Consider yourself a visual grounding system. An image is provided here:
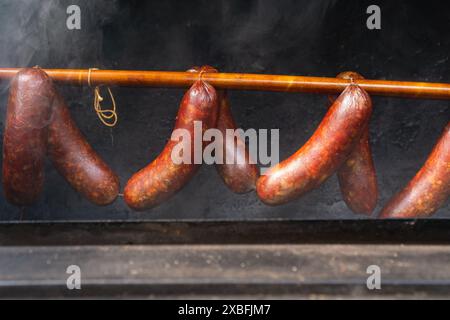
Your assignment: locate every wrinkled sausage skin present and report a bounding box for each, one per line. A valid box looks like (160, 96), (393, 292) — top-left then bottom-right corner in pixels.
(2, 68), (54, 206)
(124, 75), (218, 211)
(186, 66), (259, 193)
(337, 129), (378, 214)
(256, 84), (373, 206)
(215, 90), (260, 193)
(333, 72), (378, 215)
(379, 122), (450, 218)
(48, 92), (120, 206)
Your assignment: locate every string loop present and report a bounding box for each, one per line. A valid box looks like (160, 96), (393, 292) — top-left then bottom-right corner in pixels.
(88, 68), (118, 127)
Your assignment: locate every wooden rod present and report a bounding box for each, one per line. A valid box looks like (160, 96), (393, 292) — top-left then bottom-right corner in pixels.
(0, 68), (449, 100)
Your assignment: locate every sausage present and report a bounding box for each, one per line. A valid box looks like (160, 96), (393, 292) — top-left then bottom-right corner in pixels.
(124, 68), (219, 210)
(187, 66), (259, 193)
(332, 72), (378, 215)
(256, 84), (372, 205)
(379, 122), (450, 218)
(48, 91), (120, 206)
(215, 90), (260, 193)
(2, 68), (54, 206)
(338, 129), (378, 214)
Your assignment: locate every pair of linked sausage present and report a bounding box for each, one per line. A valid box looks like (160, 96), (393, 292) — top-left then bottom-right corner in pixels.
(124, 65), (259, 210)
(188, 66), (259, 193)
(3, 68), (119, 206)
(331, 72), (378, 215)
(379, 122), (450, 218)
(256, 84), (373, 205)
(124, 66), (219, 210)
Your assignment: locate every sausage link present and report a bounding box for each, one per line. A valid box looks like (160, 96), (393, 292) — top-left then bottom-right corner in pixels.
(215, 90), (260, 193)
(187, 66), (259, 193)
(379, 122), (450, 218)
(2, 68), (54, 206)
(256, 84), (372, 205)
(124, 68), (218, 210)
(48, 91), (120, 206)
(333, 72), (378, 215)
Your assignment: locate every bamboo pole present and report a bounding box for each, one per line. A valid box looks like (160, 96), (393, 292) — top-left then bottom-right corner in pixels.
(0, 68), (450, 100)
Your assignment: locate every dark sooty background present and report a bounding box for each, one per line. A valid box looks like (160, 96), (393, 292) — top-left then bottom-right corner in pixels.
(0, 0), (448, 221)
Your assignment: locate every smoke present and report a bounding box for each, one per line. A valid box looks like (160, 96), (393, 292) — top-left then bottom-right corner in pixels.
(0, 0), (119, 69)
(0, 0), (121, 120)
(212, 0), (339, 73)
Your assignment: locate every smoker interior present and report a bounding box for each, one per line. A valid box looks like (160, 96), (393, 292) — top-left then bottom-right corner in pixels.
(0, 0), (448, 221)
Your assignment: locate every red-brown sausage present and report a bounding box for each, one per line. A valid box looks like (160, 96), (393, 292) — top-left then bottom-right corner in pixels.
(48, 91), (120, 205)
(215, 90), (260, 193)
(2, 68), (54, 206)
(379, 122), (450, 218)
(124, 70), (219, 210)
(332, 72), (378, 215)
(186, 66), (259, 193)
(338, 130), (378, 214)
(256, 84), (373, 205)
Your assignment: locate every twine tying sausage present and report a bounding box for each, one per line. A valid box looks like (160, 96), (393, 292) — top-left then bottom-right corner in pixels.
(88, 68), (118, 127)
(186, 65), (218, 81)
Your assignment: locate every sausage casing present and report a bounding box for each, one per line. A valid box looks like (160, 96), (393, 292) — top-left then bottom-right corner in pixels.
(48, 91), (120, 206)
(2, 68), (54, 206)
(256, 84), (373, 205)
(337, 129), (378, 214)
(187, 66), (259, 193)
(215, 91), (259, 193)
(379, 122), (450, 218)
(333, 72), (378, 215)
(124, 75), (218, 210)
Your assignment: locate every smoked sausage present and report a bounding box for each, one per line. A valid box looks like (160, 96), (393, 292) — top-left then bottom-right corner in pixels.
(48, 91), (120, 206)
(186, 66), (259, 193)
(2, 68), (54, 206)
(124, 68), (219, 210)
(215, 90), (259, 193)
(256, 84), (372, 205)
(332, 72), (378, 215)
(338, 129), (378, 214)
(379, 122), (450, 218)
